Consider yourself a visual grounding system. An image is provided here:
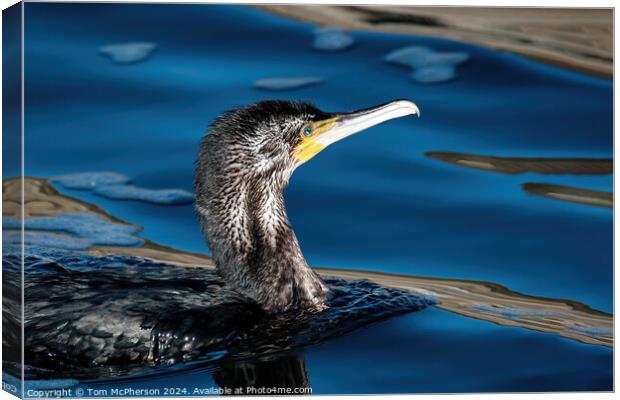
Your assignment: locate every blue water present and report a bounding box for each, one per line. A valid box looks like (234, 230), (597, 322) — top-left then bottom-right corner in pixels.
(11, 2), (613, 394)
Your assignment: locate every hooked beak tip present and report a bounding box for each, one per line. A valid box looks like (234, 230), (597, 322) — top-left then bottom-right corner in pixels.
(394, 99), (421, 118)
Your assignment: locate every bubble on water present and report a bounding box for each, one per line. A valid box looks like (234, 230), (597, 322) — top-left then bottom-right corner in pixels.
(50, 172), (130, 190)
(100, 42), (157, 65)
(385, 45), (469, 83)
(3, 213), (143, 248)
(93, 184), (194, 205)
(313, 27), (354, 51)
(254, 77), (324, 91)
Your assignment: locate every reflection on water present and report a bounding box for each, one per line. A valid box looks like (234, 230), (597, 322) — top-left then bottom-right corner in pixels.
(384, 45), (470, 83)
(313, 27), (354, 52)
(50, 172), (130, 189)
(425, 151), (613, 208)
(319, 266), (612, 348)
(51, 172), (194, 205)
(426, 151), (613, 175)
(522, 183), (613, 208)
(214, 355), (310, 395)
(99, 42), (157, 65)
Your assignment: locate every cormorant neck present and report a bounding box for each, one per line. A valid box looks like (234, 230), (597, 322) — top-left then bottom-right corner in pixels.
(197, 174), (328, 313)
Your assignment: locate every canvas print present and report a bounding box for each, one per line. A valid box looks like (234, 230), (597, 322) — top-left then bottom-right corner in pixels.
(1, 2), (613, 397)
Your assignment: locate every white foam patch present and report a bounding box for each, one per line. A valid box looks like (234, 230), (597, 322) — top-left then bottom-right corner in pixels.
(385, 45), (469, 83)
(254, 77), (324, 91)
(3, 213), (143, 248)
(100, 42), (157, 65)
(50, 172), (130, 190)
(93, 184), (194, 205)
(313, 27), (354, 51)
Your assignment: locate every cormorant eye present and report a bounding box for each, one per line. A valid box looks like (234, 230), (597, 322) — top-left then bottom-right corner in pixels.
(303, 126), (313, 137)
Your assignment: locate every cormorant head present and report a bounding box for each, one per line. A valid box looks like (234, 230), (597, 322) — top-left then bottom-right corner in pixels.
(195, 99), (420, 312)
(201, 99), (420, 188)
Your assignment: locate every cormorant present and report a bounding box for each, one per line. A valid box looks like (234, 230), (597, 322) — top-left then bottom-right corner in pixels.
(2, 100), (424, 377)
(195, 99), (420, 313)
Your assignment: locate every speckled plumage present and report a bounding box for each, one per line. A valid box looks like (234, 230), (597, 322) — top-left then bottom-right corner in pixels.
(3, 251), (430, 377)
(194, 101), (332, 313)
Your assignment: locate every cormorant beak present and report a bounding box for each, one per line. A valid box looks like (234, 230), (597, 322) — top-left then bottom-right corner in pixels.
(294, 99), (420, 164)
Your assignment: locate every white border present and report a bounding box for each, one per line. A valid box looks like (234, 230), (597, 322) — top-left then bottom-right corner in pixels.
(0, 1), (616, 400)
